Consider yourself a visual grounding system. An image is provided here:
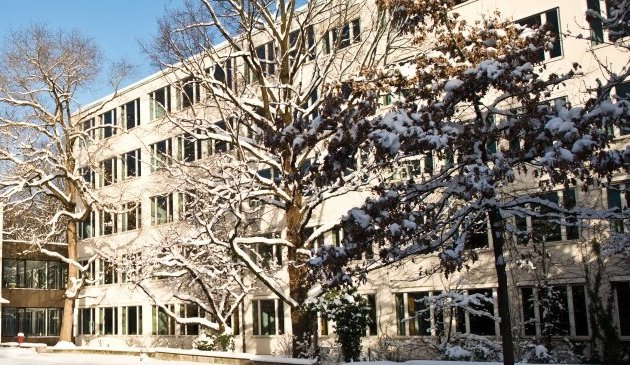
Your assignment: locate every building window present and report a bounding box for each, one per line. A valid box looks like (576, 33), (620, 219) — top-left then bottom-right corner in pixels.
(211, 58), (236, 91)
(121, 202), (142, 232)
(122, 306), (142, 335)
(178, 133), (203, 162)
(180, 304), (202, 335)
(365, 294), (378, 336)
(152, 305), (175, 335)
(324, 19), (361, 54)
(209, 120), (233, 155)
(517, 188), (580, 244)
(83, 118), (97, 142)
(149, 85), (171, 120)
(177, 77), (201, 109)
(121, 98), (141, 130)
(289, 25), (316, 65)
(255, 42), (276, 77)
(1, 308), (63, 337)
(516, 8), (562, 61)
(607, 183), (629, 233)
(78, 211), (97, 240)
(614, 281), (630, 336)
(587, 0), (605, 45)
(100, 108), (118, 139)
(100, 210), (117, 236)
(520, 284), (589, 337)
(122, 149), (142, 179)
(79, 166), (96, 190)
(79, 259), (96, 286)
(150, 138), (173, 171)
(615, 82), (630, 135)
(253, 232), (282, 268)
(79, 308), (96, 335)
(2, 259), (67, 290)
(465, 217), (490, 250)
(151, 193), (174, 225)
(395, 291), (444, 336)
(252, 299), (284, 336)
(99, 307), (118, 335)
(98, 259), (118, 285)
(100, 157), (118, 187)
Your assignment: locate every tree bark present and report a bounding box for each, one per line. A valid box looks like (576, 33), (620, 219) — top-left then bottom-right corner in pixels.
(488, 208), (515, 365)
(58, 218), (78, 342)
(285, 195), (318, 358)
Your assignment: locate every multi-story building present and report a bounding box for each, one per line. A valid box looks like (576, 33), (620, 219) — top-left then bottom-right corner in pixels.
(69, 0), (628, 360)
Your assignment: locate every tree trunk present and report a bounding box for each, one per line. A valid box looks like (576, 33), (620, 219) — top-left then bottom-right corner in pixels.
(58, 218), (78, 343)
(285, 196), (318, 358)
(488, 208), (514, 365)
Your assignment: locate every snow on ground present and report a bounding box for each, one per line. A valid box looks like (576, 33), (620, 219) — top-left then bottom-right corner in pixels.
(351, 361), (582, 365)
(0, 347), (203, 365)
(0, 347), (582, 365)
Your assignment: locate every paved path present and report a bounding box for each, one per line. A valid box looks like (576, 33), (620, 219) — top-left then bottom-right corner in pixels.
(0, 347), (202, 365)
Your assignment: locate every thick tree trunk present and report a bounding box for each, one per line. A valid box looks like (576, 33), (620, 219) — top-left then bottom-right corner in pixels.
(285, 196), (318, 358)
(288, 263), (318, 358)
(58, 219), (78, 343)
(488, 208), (515, 365)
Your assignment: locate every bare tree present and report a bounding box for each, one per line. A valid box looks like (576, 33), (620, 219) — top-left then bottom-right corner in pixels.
(110, 214), (254, 335)
(142, 0), (411, 356)
(0, 25), (129, 343)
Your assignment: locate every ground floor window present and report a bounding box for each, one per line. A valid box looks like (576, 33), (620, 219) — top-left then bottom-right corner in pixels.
(180, 304), (202, 336)
(252, 299), (284, 336)
(99, 307), (118, 335)
(152, 305), (175, 335)
(396, 291), (445, 336)
(122, 306), (142, 335)
(614, 281), (630, 337)
(1, 307), (62, 337)
(78, 308), (95, 335)
(520, 284), (588, 337)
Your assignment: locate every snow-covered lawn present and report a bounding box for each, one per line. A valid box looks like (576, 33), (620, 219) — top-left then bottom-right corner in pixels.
(0, 347), (202, 365)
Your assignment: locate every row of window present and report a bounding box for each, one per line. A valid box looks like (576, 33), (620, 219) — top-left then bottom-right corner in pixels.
(78, 202), (142, 239)
(1, 308), (62, 337)
(80, 130), (237, 190)
(77, 304), (239, 337)
(395, 283), (630, 338)
(79, 18), (360, 136)
(1, 259), (68, 290)
(73, 281), (630, 338)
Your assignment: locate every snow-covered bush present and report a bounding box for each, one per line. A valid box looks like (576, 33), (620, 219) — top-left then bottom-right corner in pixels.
(519, 342), (556, 364)
(441, 333), (502, 362)
(307, 286), (371, 361)
(193, 331), (235, 352)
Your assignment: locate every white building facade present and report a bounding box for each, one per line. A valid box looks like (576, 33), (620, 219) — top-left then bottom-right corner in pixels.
(71, 0), (629, 360)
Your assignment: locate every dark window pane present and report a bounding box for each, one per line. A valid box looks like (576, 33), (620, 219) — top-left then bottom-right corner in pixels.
(395, 293), (406, 335)
(521, 287), (536, 336)
(468, 289), (495, 336)
(572, 285), (589, 336)
(616, 282), (630, 336)
(545, 9), (562, 58)
(408, 292), (431, 336)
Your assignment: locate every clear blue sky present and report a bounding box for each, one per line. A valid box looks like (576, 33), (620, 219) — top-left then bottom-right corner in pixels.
(0, 0), (181, 105)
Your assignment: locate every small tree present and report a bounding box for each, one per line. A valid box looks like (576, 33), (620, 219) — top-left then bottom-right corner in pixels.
(111, 206), (254, 335)
(307, 286), (371, 362)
